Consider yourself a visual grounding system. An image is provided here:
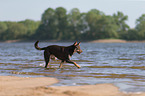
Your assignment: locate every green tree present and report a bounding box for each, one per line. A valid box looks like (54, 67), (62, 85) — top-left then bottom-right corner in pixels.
(1, 22), (27, 40)
(67, 8), (82, 40)
(113, 11), (129, 39)
(83, 9), (104, 40)
(34, 7), (68, 40)
(135, 14), (145, 40)
(55, 7), (68, 40)
(83, 9), (119, 40)
(35, 8), (56, 40)
(0, 22), (8, 40)
(100, 16), (119, 39)
(19, 19), (40, 39)
(126, 29), (138, 40)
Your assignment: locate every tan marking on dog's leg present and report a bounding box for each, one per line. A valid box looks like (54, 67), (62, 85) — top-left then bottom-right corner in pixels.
(66, 60), (81, 68)
(45, 63), (50, 68)
(59, 62), (63, 68)
(73, 62), (81, 68)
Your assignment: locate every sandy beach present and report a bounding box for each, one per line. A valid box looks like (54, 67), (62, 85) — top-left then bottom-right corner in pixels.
(0, 76), (145, 96)
(90, 39), (127, 43)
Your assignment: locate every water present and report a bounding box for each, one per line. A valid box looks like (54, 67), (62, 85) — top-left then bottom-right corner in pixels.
(0, 42), (145, 92)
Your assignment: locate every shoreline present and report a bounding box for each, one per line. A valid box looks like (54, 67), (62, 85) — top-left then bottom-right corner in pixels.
(1, 39), (145, 43)
(0, 76), (145, 96)
(89, 39), (145, 43)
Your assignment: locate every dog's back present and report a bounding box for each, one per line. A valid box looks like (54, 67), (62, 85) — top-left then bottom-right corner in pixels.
(45, 45), (74, 60)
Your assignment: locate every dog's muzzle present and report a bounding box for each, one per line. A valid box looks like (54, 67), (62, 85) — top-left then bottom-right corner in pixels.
(77, 50), (83, 54)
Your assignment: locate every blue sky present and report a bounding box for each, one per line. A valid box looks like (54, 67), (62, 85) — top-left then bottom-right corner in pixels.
(0, 0), (145, 28)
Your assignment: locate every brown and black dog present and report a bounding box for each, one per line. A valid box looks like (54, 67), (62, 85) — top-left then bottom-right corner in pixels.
(34, 41), (82, 68)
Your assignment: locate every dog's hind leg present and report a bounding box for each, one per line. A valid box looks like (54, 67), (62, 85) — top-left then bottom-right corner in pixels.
(44, 50), (50, 68)
(66, 60), (80, 68)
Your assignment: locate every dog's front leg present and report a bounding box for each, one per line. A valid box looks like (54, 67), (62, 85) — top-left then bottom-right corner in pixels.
(66, 60), (80, 68)
(59, 61), (64, 68)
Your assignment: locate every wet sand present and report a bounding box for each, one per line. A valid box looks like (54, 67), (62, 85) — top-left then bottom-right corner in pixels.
(0, 76), (145, 96)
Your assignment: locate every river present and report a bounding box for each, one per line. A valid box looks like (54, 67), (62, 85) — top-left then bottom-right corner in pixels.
(0, 42), (145, 92)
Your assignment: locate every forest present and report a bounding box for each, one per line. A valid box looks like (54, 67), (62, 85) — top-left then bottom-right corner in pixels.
(0, 7), (145, 41)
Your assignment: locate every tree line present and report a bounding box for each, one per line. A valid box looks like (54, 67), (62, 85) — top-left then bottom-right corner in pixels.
(0, 7), (145, 41)
(0, 20), (40, 40)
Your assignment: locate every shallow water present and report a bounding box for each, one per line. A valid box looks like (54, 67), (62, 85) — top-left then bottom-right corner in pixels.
(0, 42), (145, 92)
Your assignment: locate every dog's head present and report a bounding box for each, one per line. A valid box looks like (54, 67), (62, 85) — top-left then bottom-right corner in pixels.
(73, 41), (83, 54)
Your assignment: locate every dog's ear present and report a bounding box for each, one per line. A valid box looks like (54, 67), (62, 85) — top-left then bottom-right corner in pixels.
(77, 42), (81, 46)
(73, 41), (78, 46)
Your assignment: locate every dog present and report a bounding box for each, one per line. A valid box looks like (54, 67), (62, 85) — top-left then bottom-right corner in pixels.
(34, 41), (82, 68)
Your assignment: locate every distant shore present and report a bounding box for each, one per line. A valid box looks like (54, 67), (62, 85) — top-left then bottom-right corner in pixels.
(90, 39), (127, 43)
(1, 39), (145, 43)
(89, 39), (145, 43)
(0, 76), (145, 96)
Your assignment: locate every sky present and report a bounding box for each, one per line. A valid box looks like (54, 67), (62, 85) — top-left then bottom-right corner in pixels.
(0, 0), (145, 28)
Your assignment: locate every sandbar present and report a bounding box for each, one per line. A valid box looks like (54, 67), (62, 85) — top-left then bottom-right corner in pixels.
(0, 76), (145, 96)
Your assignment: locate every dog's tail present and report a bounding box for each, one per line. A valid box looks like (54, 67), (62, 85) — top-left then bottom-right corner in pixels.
(34, 41), (46, 50)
